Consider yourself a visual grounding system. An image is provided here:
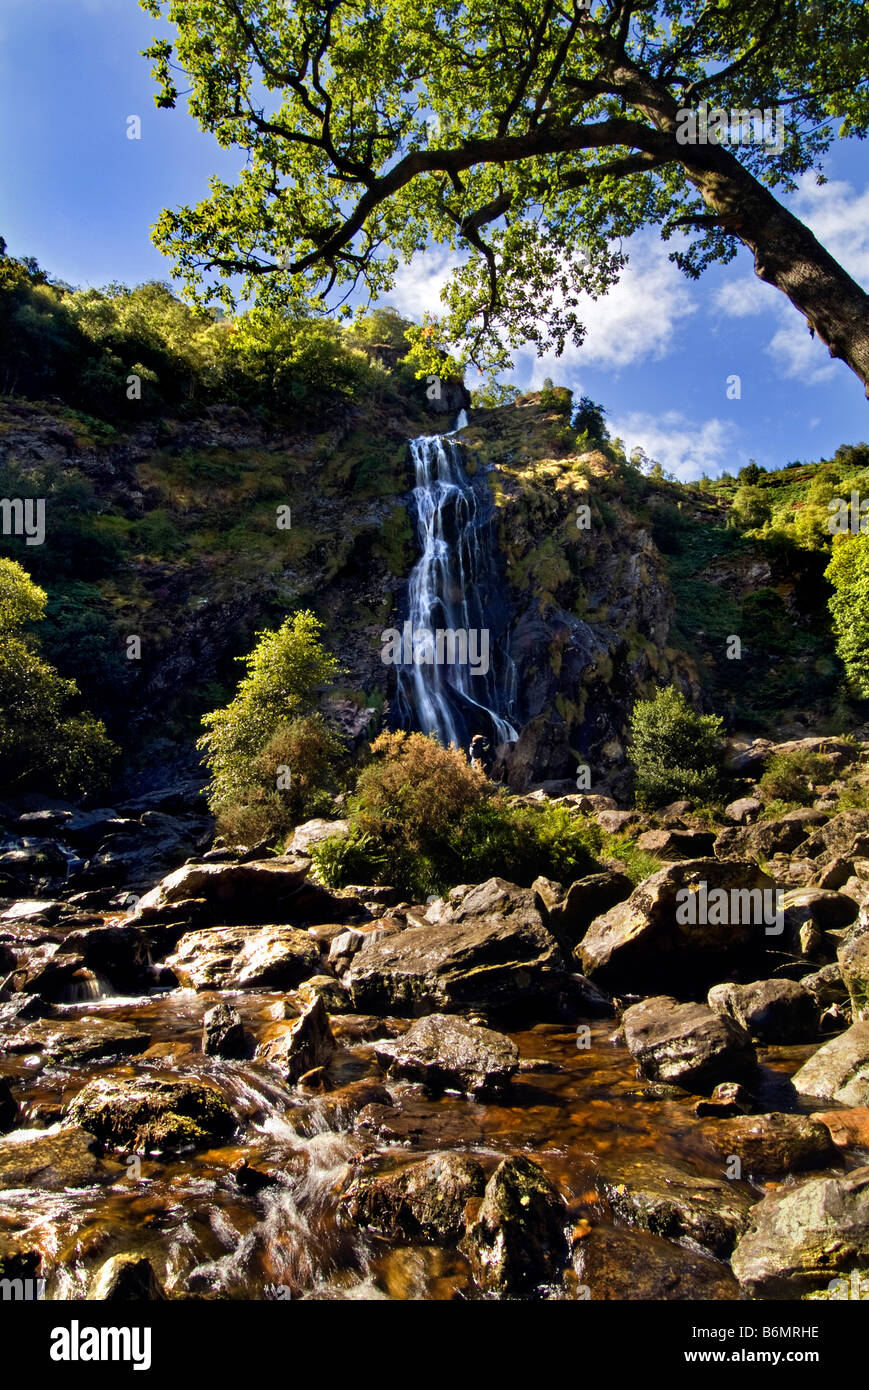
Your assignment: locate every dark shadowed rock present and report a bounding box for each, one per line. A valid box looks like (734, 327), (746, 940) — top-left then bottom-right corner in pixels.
(341, 1152), (486, 1242)
(165, 924), (321, 991)
(578, 859), (777, 994)
(571, 1222), (742, 1300)
(202, 1002), (248, 1058)
(91, 1254), (165, 1301)
(3, 1017), (150, 1064)
(129, 856), (311, 924)
(535, 870), (632, 946)
(67, 1074), (236, 1152)
(622, 995), (756, 1091)
(348, 878), (570, 1016)
(705, 1113), (838, 1174)
(464, 1156), (568, 1294)
(0, 1077), (19, 1133)
(595, 1155), (757, 1258)
(0, 1124), (103, 1190)
(731, 1166), (869, 1298)
(791, 1022), (869, 1105)
(793, 810), (869, 865)
(636, 829), (717, 859)
(707, 978), (818, 1043)
(257, 995), (336, 1084)
(374, 1014), (519, 1099)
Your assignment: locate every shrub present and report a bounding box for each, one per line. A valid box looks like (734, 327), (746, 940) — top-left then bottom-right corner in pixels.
(628, 685), (725, 809)
(826, 533), (869, 698)
(198, 611), (343, 833)
(758, 750), (835, 805)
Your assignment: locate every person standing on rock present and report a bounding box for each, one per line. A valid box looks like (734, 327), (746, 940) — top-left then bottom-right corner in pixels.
(469, 733), (491, 775)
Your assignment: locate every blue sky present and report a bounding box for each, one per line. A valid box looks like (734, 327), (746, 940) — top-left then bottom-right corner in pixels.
(1, 0), (867, 478)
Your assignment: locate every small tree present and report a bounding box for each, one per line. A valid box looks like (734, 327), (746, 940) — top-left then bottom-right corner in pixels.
(731, 485), (772, 530)
(198, 609), (342, 831)
(0, 558), (116, 795)
(573, 396), (608, 442)
(826, 533), (869, 699)
(628, 685), (725, 809)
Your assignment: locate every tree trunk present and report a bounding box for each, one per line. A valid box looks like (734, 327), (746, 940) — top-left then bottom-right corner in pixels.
(681, 146), (869, 396)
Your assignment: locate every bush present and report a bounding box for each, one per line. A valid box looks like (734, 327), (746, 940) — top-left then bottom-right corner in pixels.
(198, 611), (343, 834)
(310, 730), (600, 898)
(628, 685), (725, 809)
(758, 750), (835, 805)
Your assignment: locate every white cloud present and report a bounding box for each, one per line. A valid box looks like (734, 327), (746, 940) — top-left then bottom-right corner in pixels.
(607, 409), (739, 481)
(765, 316), (837, 385)
(712, 277), (773, 318)
(386, 247), (463, 321)
(792, 175), (869, 285)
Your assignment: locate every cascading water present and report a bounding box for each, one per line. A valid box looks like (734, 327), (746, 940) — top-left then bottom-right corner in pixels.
(395, 414), (518, 752)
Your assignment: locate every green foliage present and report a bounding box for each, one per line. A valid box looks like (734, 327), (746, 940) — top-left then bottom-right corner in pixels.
(311, 730), (599, 898)
(198, 610), (342, 825)
(825, 534), (869, 698)
(628, 685), (725, 809)
(572, 395), (608, 442)
(0, 559), (117, 795)
(758, 749), (835, 805)
(731, 484), (772, 530)
(471, 381), (520, 409)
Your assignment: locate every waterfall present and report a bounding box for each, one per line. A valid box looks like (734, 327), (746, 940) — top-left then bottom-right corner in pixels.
(395, 416), (518, 752)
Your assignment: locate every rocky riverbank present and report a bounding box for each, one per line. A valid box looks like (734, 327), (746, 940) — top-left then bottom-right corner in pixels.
(1, 736), (868, 1301)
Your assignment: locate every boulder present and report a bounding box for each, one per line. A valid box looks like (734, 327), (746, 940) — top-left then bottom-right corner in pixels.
(129, 856), (311, 924)
(0, 1077), (19, 1133)
(707, 979), (818, 1043)
(693, 1081), (754, 1118)
(348, 878), (570, 1017)
(714, 810), (825, 861)
(578, 859), (778, 994)
(374, 1014), (519, 1099)
(165, 924), (322, 991)
(463, 1156), (568, 1294)
(636, 829), (716, 859)
(533, 869), (632, 946)
(571, 1222), (742, 1300)
(67, 1074), (236, 1152)
(257, 995), (336, 1084)
(783, 887), (859, 932)
(2, 1017), (150, 1064)
(839, 933), (869, 1020)
(595, 1155), (757, 1258)
(731, 1166), (869, 1298)
(706, 1113), (837, 1174)
(791, 1022), (869, 1105)
(815, 1108), (869, 1150)
(793, 810), (869, 864)
(340, 1153), (486, 1242)
(622, 996), (756, 1091)
(724, 797), (762, 825)
(0, 1124), (103, 1190)
(201, 1002), (248, 1058)
(288, 819), (351, 855)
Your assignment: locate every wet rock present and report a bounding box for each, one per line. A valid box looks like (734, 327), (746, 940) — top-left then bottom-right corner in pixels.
(839, 933), (869, 1020)
(791, 1022), (869, 1105)
(706, 1113), (837, 1174)
(165, 923), (322, 991)
(0, 899), (63, 926)
(571, 1222), (742, 1300)
(535, 870), (632, 946)
(622, 996), (756, 1091)
(288, 819), (351, 854)
(3, 1017), (150, 1064)
(464, 1156), (568, 1294)
(724, 797), (762, 825)
(341, 1153), (486, 1242)
(815, 1108), (869, 1150)
(731, 1165), (869, 1298)
(693, 1081), (754, 1118)
(578, 859), (777, 994)
(129, 855), (311, 925)
(7, 948), (87, 1000)
(0, 1076), (19, 1132)
(0, 1124), (103, 1190)
(348, 878), (570, 1017)
(67, 1074), (236, 1152)
(91, 1255), (165, 1301)
(258, 995), (336, 1084)
(296, 974), (353, 1014)
(373, 1014), (519, 1099)
(298, 1080), (394, 1134)
(707, 979), (818, 1043)
(596, 1155), (757, 1258)
(61, 922), (155, 993)
(636, 829), (717, 859)
(202, 1002), (248, 1058)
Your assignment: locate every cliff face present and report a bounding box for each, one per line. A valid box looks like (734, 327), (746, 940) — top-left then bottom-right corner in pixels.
(0, 384), (839, 795)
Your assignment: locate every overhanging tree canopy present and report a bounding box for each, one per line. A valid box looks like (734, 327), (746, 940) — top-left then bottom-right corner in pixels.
(141, 0), (869, 392)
